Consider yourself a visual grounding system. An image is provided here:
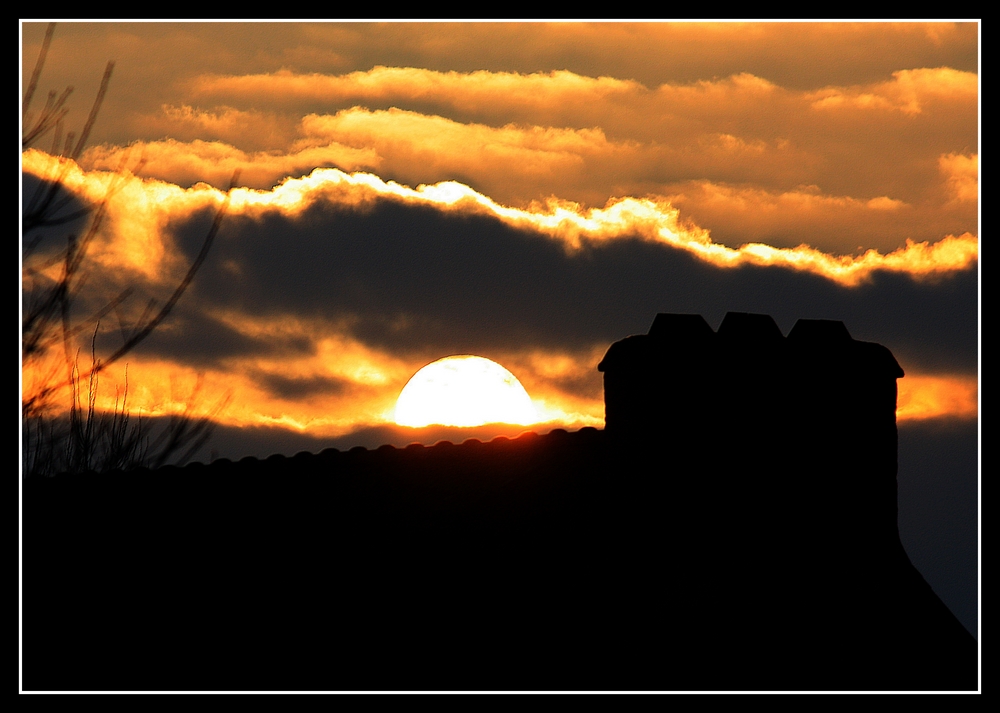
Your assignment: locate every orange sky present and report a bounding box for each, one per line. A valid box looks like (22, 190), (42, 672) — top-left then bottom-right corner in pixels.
(21, 22), (979, 452)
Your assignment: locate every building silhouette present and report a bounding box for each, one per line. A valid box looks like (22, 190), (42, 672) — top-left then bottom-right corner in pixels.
(22, 313), (976, 691)
(596, 312), (974, 690)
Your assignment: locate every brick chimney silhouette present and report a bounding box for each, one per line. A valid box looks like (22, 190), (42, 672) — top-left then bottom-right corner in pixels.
(596, 312), (974, 690)
(597, 311), (904, 544)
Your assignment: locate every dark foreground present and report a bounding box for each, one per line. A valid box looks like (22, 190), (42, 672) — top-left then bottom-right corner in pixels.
(23, 428), (976, 691)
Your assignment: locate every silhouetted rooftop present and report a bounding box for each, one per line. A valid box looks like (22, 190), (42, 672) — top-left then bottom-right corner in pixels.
(23, 312), (970, 692)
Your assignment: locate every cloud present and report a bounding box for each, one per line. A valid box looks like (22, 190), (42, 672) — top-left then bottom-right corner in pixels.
(94, 61), (975, 258)
(74, 101), (975, 264)
(26, 149), (978, 300)
(80, 138), (380, 191)
(897, 374), (978, 422)
(159, 22), (979, 93)
(807, 67), (977, 115)
(23, 148), (977, 441)
(23, 22), (979, 155)
(216, 166), (978, 287)
(189, 66), (641, 116)
(132, 104), (299, 152)
(294, 107), (631, 205)
(939, 152), (978, 204)
(659, 180), (973, 254)
(183, 67), (802, 154)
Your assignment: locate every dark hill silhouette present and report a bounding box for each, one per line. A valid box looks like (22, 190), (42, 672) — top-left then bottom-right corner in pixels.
(22, 313), (976, 691)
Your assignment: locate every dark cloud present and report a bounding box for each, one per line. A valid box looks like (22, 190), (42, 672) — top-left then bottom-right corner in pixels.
(253, 371), (350, 400)
(22, 171), (92, 250)
(164, 195), (977, 376)
(127, 308), (315, 368)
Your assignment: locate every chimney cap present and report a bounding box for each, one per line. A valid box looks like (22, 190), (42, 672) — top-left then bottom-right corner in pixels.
(648, 313), (715, 341)
(787, 319), (852, 343)
(597, 334), (650, 372)
(717, 312), (784, 342)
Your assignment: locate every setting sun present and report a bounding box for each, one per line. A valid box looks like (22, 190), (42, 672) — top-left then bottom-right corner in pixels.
(394, 355), (539, 428)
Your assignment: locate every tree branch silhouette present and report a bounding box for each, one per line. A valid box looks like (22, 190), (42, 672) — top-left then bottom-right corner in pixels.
(22, 23), (234, 476)
(85, 170), (241, 382)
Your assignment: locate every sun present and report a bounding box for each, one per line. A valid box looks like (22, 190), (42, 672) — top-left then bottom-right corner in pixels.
(394, 355), (539, 428)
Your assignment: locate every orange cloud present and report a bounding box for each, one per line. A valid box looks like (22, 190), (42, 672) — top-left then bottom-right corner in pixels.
(23, 150), (979, 294)
(191, 64), (976, 131)
(22, 149), (212, 284)
(183, 64), (976, 157)
(186, 67), (801, 151)
(896, 374), (978, 422)
(661, 181), (940, 254)
(133, 104), (298, 151)
(227, 167), (976, 286)
(80, 138), (380, 191)
(23, 24), (978, 172)
(807, 67), (977, 115)
(41, 334), (974, 444)
(939, 152), (978, 204)
(497, 345), (608, 428)
(295, 107), (632, 204)
(28, 314), (606, 439)
(21, 22), (981, 456)
(78, 58), (972, 257)
(190, 66), (640, 116)
(119, 72), (976, 243)
(27, 314), (415, 438)
(22, 161), (976, 441)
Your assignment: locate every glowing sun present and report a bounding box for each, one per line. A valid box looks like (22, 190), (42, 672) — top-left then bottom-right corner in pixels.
(394, 355), (539, 428)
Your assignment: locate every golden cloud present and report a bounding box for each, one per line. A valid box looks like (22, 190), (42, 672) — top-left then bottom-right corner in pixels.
(231, 168), (978, 287)
(897, 373), (978, 422)
(939, 152), (979, 204)
(29, 312), (608, 439)
(661, 181), (937, 254)
(295, 107), (632, 204)
(24, 149), (979, 294)
(133, 104), (298, 151)
(80, 138), (381, 191)
(21, 22), (981, 451)
(22, 149), (978, 440)
(807, 67), (977, 115)
(190, 66), (640, 115)
(77, 58), (973, 259)
(26, 340), (978, 441)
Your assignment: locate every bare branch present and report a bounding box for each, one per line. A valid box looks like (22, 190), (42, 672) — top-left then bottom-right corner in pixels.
(71, 61), (114, 160)
(22, 27), (229, 476)
(22, 22), (55, 117)
(88, 171), (241, 378)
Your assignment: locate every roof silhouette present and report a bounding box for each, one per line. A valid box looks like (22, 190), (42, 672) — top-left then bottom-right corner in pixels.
(22, 313), (974, 692)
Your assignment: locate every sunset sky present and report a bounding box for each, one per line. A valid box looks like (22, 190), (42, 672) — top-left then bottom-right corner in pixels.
(20, 19), (979, 635)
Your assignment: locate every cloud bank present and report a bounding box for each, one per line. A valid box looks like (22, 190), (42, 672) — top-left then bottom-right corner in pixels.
(22, 151), (978, 439)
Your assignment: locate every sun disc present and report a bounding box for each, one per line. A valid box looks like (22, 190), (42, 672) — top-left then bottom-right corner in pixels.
(394, 355), (538, 428)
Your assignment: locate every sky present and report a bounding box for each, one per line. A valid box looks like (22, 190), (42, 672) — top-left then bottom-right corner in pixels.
(21, 22), (979, 631)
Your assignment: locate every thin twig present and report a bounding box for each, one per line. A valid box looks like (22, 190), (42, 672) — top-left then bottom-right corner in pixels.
(23, 22), (55, 117)
(87, 170), (241, 379)
(72, 61), (114, 160)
